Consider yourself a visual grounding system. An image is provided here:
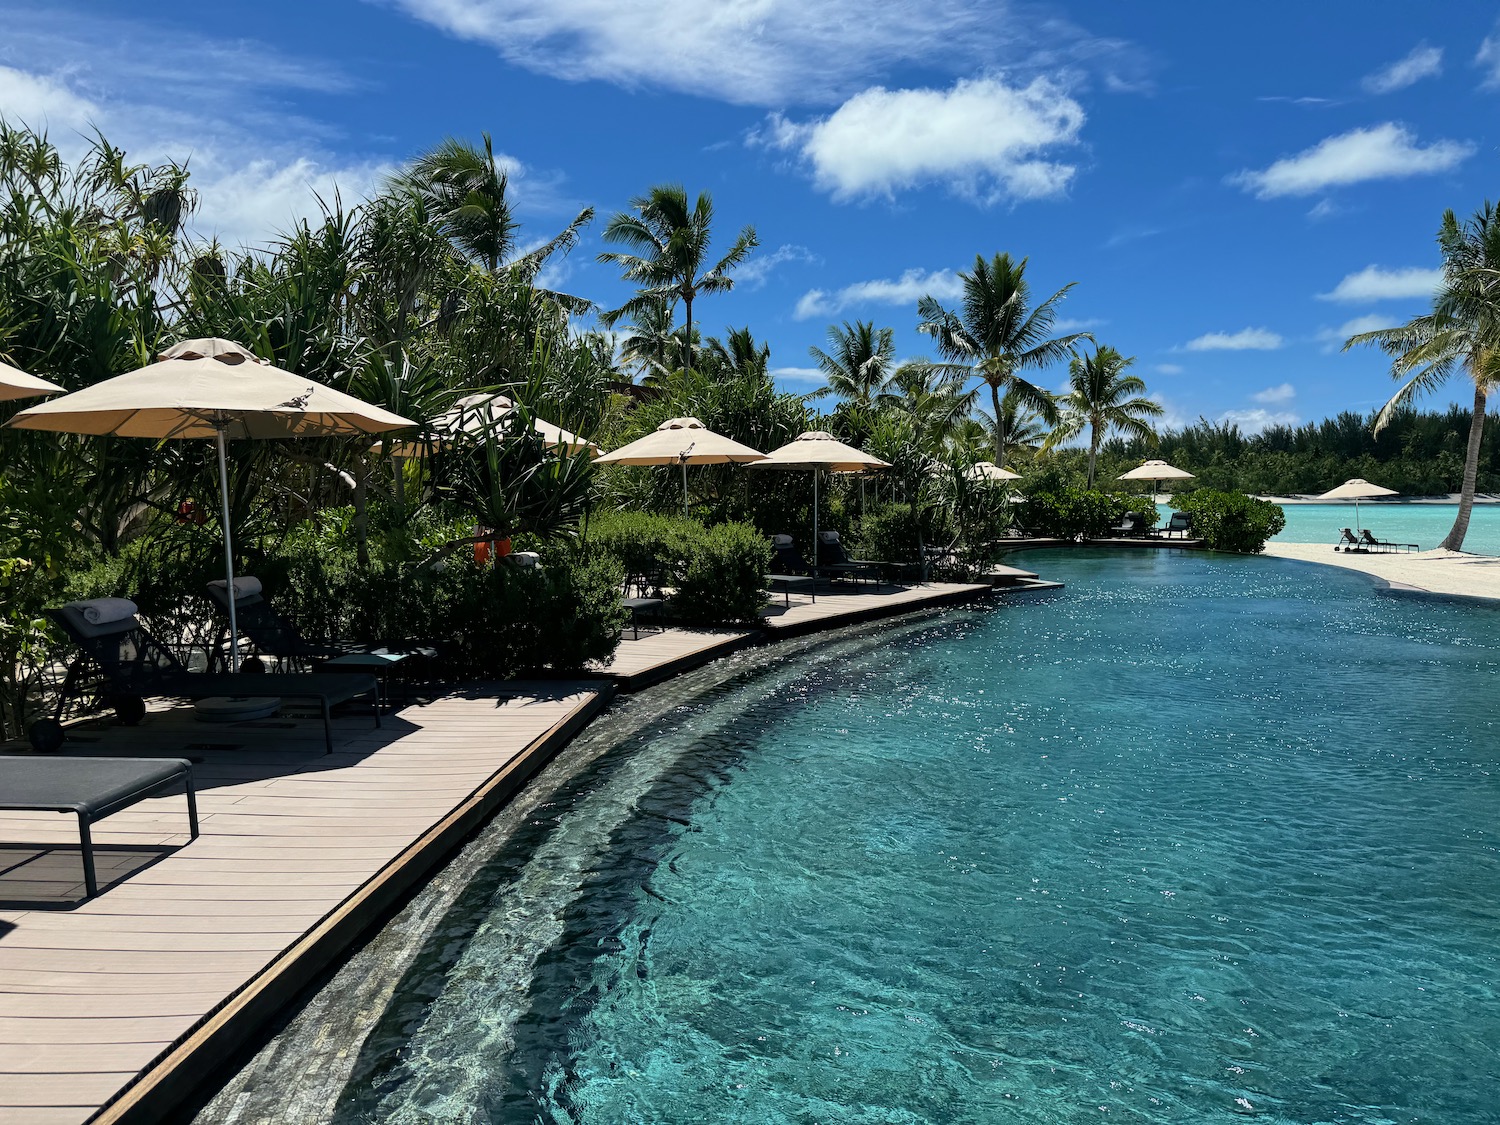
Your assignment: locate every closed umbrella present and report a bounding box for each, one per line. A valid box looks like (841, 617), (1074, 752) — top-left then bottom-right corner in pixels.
(1118, 458), (1194, 503)
(1315, 478), (1398, 533)
(749, 431), (890, 568)
(7, 338), (415, 669)
(0, 360), (64, 402)
(595, 416), (765, 516)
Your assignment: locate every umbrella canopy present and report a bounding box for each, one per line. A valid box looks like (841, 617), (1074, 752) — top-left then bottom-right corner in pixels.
(8, 338), (413, 438)
(749, 430), (890, 473)
(966, 460), (1022, 482)
(1316, 478), (1398, 501)
(0, 360), (64, 402)
(1117, 459), (1194, 482)
(387, 392), (599, 457)
(7, 338), (414, 670)
(595, 417), (764, 466)
(595, 417), (765, 516)
(1315, 478), (1398, 533)
(750, 431), (890, 569)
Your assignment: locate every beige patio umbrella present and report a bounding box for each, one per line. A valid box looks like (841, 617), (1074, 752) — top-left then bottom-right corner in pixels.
(1118, 458), (1194, 502)
(966, 460), (1022, 482)
(7, 338), (415, 669)
(749, 431), (890, 568)
(1315, 477), (1398, 532)
(595, 416), (765, 517)
(386, 391), (599, 458)
(0, 360), (64, 402)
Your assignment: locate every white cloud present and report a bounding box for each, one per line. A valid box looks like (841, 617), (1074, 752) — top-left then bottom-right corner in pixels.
(387, 0), (1126, 107)
(734, 244), (819, 289)
(1229, 123), (1473, 198)
(1251, 383), (1295, 404)
(1318, 265), (1442, 303)
(795, 267), (963, 320)
(770, 366), (827, 385)
(1307, 199), (1339, 222)
(1155, 363), (1184, 375)
(1183, 328), (1284, 351)
(0, 63), (98, 127)
(755, 75), (1084, 203)
(1053, 317), (1105, 332)
(1316, 313), (1398, 353)
(1362, 44), (1443, 95)
(1477, 22), (1500, 89)
(1219, 408), (1298, 435)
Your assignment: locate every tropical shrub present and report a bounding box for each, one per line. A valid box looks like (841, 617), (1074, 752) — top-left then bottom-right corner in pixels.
(586, 511), (770, 624)
(1018, 488), (1150, 540)
(1173, 490), (1285, 553)
(671, 520), (770, 624)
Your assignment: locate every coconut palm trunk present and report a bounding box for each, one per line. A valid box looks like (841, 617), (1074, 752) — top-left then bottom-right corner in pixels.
(1086, 421), (1101, 487)
(1442, 384), (1486, 551)
(990, 381), (1006, 465)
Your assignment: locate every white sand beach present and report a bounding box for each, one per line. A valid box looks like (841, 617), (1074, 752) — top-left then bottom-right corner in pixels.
(1262, 542), (1500, 602)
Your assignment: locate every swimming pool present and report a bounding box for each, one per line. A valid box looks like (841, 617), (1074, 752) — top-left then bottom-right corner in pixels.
(322, 550), (1499, 1124)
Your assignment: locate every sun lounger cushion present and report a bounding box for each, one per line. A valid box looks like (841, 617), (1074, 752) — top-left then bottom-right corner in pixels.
(65, 598), (139, 626)
(208, 575), (262, 598)
(56, 603), (144, 639)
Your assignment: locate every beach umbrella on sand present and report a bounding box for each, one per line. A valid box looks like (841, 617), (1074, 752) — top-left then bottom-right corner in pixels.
(7, 338), (415, 670)
(386, 391), (599, 458)
(966, 461), (1022, 483)
(749, 431), (890, 569)
(0, 360), (64, 402)
(1118, 458), (1194, 503)
(1315, 478), (1398, 533)
(595, 416), (765, 517)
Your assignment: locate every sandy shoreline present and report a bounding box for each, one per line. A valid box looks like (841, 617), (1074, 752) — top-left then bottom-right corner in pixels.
(1261, 542), (1500, 602)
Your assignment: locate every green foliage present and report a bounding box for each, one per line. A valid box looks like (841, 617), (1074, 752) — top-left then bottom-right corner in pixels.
(1018, 488), (1148, 540)
(855, 503), (926, 565)
(1173, 491), (1285, 554)
(672, 520), (771, 625)
(586, 511), (770, 625)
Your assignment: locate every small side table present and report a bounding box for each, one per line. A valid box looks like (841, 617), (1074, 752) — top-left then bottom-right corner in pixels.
(767, 574), (817, 606)
(321, 651), (412, 710)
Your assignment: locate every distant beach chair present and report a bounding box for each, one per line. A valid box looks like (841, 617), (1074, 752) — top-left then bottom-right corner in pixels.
(1110, 512), (1150, 538)
(1336, 528), (1363, 552)
(1361, 529), (1418, 553)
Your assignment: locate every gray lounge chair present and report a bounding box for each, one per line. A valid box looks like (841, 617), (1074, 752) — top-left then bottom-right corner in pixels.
(0, 755), (197, 899)
(1361, 529), (1418, 553)
(816, 531), (883, 589)
(1159, 512), (1192, 538)
(39, 603), (379, 755)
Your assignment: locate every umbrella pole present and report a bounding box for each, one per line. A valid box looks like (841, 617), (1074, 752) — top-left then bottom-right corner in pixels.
(813, 469), (820, 570)
(214, 422), (240, 673)
(681, 458), (689, 519)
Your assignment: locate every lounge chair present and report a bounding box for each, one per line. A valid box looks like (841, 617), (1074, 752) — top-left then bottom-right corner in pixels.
(1109, 512), (1147, 538)
(621, 565), (666, 640)
(40, 600), (380, 755)
(1336, 528), (1363, 552)
(1159, 512), (1192, 539)
(204, 577), (436, 676)
(816, 531), (883, 589)
(1361, 529), (1419, 553)
(0, 755), (197, 899)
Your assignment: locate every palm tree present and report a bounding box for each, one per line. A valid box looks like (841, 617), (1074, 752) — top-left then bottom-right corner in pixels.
(806, 320), (895, 402)
(917, 252), (1091, 465)
(616, 296), (688, 382)
(1346, 202), (1500, 551)
(597, 184), (758, 372)
(1042, 346), (1163, 486)
(703, 326), (771, 380)
(405, 134), (594, 280)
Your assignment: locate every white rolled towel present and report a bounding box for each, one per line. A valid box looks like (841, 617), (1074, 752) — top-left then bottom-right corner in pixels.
(510, 551), (541, 568)
(209, 575), (262, 598)
(69, 598), (138, 625)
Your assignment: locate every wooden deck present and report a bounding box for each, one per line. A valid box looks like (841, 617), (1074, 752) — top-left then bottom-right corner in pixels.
(0, 683), (610, 1125)
(592, 626), (758, 690)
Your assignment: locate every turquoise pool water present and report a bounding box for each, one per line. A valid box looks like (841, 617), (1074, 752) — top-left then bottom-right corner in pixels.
(1270, 502), (1500, 555)
(336, 551), (1500, 1124)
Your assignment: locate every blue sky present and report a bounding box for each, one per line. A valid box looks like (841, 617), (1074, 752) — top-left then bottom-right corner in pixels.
(3, 1), (1498, 433)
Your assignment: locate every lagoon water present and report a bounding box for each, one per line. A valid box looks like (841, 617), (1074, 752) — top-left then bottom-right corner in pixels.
(335, 550), (1500, 1124)
(1270, 501), (1500, 556)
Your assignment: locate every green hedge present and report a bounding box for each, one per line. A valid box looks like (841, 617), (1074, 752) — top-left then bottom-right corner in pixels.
(1018, 489), (1154, 540)
(1173, 490), (1285, 553)
(588, 511), (770, 625)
